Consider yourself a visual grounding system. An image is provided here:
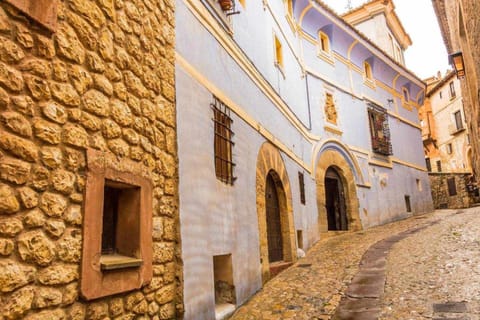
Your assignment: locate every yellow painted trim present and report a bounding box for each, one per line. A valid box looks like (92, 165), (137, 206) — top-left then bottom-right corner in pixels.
(306, 67), (363, 100)
(333, 52), (350, 66)
(298, 2), (313, 26)
(324, 125), (343, 135)
(369, 157), (393, 169)
(318, 51), (335, 65)
(299, 29), (316, 44)
(347, 40), (359, 60)
(391, 157), (427, 172)
(183, 0), (319, 142)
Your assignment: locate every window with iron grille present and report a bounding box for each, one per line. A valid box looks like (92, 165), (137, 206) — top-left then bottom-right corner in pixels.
(367, 105), (392, 156)
(298, 172), (306, 205)
(212, 96), (236, 185)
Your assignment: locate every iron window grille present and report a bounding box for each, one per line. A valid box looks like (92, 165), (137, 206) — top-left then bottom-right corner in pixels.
(298, 172), (306, 205)
(367, 104), (392, 156)
(212, 96), (236, 185)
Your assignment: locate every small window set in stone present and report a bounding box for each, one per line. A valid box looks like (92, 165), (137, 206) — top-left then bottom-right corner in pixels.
(81, 149), (153, 300)
(4, 0), (58, 31)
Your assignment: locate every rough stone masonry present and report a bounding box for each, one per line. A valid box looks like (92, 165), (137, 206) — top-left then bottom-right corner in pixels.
(0, 0), (182, 319)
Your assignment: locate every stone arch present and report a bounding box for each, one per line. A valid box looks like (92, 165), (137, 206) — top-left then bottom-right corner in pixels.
(316, 149), (362, 234)
(256, 142), (296, 284)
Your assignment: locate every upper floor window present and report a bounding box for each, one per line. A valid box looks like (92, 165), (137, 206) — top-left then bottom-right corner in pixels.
(274, 34), (284, 70)
(449, 81), (456, 99)
(318, 31), (330, 54)
(364, 61), (373, 80)
(367, 105), (392, 156)
(439, 91), (443, 99)
(402, 87), (409, 102)
(298, 172), (306, 205)
(212, 96), (236, 185)
(454, 110), (463, 130)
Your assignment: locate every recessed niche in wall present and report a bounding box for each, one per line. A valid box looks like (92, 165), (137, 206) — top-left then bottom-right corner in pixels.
(404, 195), (412, 213)
(296, 230), (303, 250)
(213, 254), (236, 320)
(81, 149), (153, 300)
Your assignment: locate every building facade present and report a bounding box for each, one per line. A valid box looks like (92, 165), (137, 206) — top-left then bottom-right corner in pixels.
(422, 71), (471, 173)
(176, 0), (433, 319)
(432, 0), (480, 178)
(0, 1), (182, 319)
(421, 71), (475, 208)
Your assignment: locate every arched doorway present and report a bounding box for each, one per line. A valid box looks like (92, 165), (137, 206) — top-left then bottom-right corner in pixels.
(266, 172), (283, 262)
(316, 148), (362, 233)
(325, 167), (348, 231)
(256, 143), (296, 283)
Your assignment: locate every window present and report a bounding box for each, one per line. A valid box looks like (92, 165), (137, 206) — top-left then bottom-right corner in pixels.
(449, 81), (456, 99)
(274, 35), (283, 70)
(454, 110), (463, 130)
(364, 61), (373, 80)
(404, 195), (411, 212)
(436, 160), (442, 172)
(367, 105), (392, 155)
(82, 149), (153, 300)
(402, 87), (409, 102)
(212, 96), (236, 185)
(5, 0), (57, 31)
(318, 31), (330, 53)
(447, 177), (457, 196)
(446, 143), (453, 154)
(439, 91), (443, 99)
(425, 158), (432, 172)
(298, 172), (305, 205)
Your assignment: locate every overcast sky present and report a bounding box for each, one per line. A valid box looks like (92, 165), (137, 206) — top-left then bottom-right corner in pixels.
(321, 0), (451, 79)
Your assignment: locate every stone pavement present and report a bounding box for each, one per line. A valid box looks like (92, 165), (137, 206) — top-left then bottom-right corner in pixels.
(230, 208), (479, 319)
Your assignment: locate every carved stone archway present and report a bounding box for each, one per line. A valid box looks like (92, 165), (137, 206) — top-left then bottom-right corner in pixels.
(256, 142), (296, 284)
(316, 149), (362, 234)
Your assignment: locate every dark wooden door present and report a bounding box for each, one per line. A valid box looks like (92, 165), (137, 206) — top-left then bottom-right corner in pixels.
(266, 174), (283, 262)
(325, 168), (348, 231)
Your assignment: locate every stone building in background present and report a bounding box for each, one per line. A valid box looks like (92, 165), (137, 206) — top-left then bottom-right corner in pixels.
(0, 1), (182, 319)
(432, 0), (480, 180)
(420, 70), (477, 208)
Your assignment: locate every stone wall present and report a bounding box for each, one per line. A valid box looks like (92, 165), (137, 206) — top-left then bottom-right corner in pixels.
(0, 0), (182, 319)
(429, 173), (476, 209)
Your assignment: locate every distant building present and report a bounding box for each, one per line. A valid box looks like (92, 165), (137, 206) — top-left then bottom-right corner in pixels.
(432, 0), (480, 179)
(420, 71), (476, 208)
(422, 71), (471, 173)
(176, 0), (432, 318)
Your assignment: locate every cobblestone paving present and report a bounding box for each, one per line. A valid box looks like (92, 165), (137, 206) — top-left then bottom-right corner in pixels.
(380, 207), (480, 320)
(231, 210), (458, 320)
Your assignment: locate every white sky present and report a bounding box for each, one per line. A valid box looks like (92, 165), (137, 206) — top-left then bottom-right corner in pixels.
(321, 0), (451, 79)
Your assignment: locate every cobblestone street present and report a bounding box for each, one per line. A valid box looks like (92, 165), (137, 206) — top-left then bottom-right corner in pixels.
(231, 208), (480, 319)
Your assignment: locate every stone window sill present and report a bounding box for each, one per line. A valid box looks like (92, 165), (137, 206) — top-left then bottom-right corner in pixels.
(100, 254), (143, 271)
